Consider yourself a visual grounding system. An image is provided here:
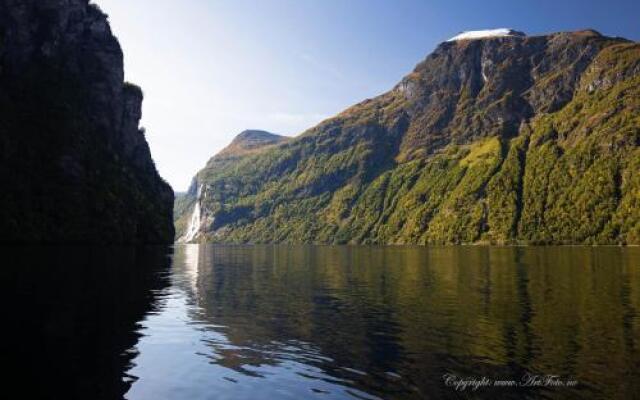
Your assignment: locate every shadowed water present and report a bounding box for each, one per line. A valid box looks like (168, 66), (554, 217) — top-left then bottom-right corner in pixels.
(2, 246), (172, 399)
(4, 245), (640, 399)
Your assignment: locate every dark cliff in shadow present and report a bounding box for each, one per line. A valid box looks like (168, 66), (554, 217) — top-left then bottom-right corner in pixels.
(0, 0), (174, 243)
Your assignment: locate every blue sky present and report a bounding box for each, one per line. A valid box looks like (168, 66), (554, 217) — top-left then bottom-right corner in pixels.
(96, 0), (640, 190)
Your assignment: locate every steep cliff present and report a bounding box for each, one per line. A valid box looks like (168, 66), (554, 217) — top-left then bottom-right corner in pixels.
(0, 0), (174, 243)
(176, 30), (640, 245)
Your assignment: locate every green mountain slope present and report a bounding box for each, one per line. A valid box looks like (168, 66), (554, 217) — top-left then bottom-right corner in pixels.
(177, 30), (640, 245)
(175, 130), (289, 241)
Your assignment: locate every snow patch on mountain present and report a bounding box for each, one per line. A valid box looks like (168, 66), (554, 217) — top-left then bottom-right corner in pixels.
(448, 29), (525, 42)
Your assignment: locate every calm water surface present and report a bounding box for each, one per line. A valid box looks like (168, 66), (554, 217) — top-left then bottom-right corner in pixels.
(4, 245), (640, 399)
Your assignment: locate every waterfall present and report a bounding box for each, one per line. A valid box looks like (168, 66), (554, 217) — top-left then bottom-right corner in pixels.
(183, 202), (201, 242)
(182, 184), (204, 243)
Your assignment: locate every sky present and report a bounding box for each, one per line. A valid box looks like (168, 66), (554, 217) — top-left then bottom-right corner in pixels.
(95, 0), (640, 191)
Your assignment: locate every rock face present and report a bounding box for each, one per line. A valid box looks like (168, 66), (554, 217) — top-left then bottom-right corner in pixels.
(176, 30), (640, 245)
(0, 0), (174, 243)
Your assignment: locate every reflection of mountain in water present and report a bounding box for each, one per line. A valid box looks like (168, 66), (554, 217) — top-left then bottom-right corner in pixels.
(2, 246), (172, 400)
(4, 245), (635, 399)
(163, 245), (640, 399)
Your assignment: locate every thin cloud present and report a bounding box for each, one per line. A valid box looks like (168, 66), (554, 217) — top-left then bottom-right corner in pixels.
(299, 52), (346, 82)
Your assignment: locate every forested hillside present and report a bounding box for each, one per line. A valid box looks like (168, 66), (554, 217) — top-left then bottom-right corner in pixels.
(177, 30), (640, 245)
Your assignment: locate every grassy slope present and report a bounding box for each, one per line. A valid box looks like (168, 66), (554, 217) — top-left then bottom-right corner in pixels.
(181, 41), (640, 245)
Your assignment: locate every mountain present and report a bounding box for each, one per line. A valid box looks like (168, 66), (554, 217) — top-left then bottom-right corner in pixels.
(0, 0), (174, 243)
(175, 130), (289, 241)
(176, 29), (640, 245)
(206, 130), (290, 170)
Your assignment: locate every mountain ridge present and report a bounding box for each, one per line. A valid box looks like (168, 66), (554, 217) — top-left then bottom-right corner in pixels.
(176, 29), (640, 245)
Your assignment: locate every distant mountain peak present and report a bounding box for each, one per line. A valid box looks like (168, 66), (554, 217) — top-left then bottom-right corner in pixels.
(447, 28), (526, 42)
(232, 129), (286, 143)
(215, 130), (289, 158)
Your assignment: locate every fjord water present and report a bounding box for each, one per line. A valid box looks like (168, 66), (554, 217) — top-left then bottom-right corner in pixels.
(2, 246), (172, 400)
(5, 246), (640, 399)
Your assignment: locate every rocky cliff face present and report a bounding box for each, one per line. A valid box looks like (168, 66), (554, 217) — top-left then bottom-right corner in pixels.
(176, 30), (640, 245)
(0, 0), (174, 243)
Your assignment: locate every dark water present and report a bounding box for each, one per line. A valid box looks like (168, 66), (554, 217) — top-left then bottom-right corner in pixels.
(4, 245), (640, 399)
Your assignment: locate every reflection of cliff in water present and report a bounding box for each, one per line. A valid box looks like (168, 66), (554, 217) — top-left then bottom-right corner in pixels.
(173, 245), (640, 399)
(2, 246), (172, 400)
